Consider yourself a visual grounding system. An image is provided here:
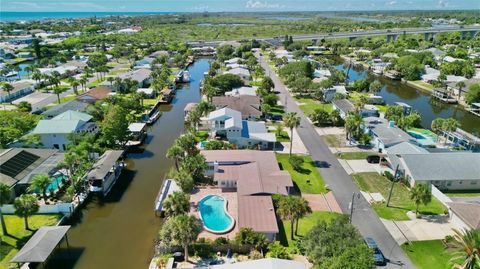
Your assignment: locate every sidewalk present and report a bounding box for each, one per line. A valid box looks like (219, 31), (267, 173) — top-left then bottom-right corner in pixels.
(275, 127), (308, 155)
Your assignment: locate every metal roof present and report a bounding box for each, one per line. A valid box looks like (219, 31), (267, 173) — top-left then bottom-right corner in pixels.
(11, 226), (70, 263)
(85, 150), (123, 180)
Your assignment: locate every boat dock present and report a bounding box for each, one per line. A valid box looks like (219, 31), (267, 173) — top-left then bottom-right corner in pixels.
(432, 88), (458, 103)
(154, 178), (181, 216)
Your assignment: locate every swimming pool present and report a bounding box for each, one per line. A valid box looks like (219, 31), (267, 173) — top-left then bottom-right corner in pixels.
(407, 130), (436, 147)
(198, 195), (235, 234)
(33, 174), (68, 194)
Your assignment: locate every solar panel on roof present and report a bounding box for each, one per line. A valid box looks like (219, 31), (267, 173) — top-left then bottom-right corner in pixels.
(0, 150), (40, 178)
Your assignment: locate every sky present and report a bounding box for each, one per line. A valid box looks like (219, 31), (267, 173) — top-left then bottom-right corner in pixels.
(1, 0), (479, 12)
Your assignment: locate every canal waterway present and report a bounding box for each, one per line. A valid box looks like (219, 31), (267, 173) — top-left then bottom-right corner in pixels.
(46, 59), (211, 269)
(334, 63), (480, 135)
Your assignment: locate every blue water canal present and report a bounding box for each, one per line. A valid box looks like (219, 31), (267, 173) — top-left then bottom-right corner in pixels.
(334, 63), (480, 135)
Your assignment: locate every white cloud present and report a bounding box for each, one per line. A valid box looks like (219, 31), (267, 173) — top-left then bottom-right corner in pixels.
(245, 0), (284, 9)
(438, 0), (449, 7)
(388, 0), (398, 5)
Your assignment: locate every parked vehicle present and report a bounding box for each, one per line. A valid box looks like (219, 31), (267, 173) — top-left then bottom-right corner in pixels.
(366, 155), (380, 163)
(365, 237), (386, 266)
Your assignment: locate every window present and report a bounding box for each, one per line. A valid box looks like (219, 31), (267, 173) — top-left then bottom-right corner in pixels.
(447, 181), (452, 186)
(471, 181), (477, 185)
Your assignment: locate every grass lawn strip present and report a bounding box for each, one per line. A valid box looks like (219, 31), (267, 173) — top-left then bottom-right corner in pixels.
(401, 240), (457, 269)
(280, 211), (342, 247)
(322, 134), (345, 148)
(276, 153), (327, 194)
(335, 152), (372, 160)
(294, 97), (333, 116)
(353, 172), (446, 221)
(0, 214), (62, 268)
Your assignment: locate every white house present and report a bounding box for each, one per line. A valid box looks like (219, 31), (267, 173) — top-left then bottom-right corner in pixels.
(225, 86), (258, 97)
(322, 85), (347, 102)
(225, 67), (251, 81)
(0, 81), (34, 102)
(32, 110), (98, 151)
(206, 108), (275, 149)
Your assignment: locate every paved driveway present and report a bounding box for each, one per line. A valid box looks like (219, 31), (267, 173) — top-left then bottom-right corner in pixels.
(257, 52), (416, 269)
(339, 159), (379, 175)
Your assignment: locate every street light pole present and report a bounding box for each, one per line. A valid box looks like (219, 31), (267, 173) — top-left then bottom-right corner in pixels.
(349, 192), (355, 224)
(386, 164), (400, 207)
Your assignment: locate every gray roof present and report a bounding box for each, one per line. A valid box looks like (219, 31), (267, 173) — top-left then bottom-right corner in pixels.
(212, 95), (261, 118)
(42, 100), (89, 118)
(398, 153), (480, 181)
(11, 226), (70, 263)
(332, 99), (355, 114)
(33, 110), (92, 134)
(86, 150), (123, 180)
(386, 142), (428, 155)
(212, 258), (306, 269)
(447, 202), (480, 229)
(363, 117), (413, 147)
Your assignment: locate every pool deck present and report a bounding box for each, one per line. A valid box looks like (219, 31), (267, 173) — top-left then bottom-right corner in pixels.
(190, 187), (239, 240)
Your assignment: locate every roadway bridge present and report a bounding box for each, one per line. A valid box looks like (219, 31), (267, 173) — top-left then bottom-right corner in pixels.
(188, 25), (480, 47)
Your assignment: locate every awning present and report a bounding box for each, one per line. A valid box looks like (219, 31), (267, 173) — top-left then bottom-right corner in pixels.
(11, 226), (70, 263)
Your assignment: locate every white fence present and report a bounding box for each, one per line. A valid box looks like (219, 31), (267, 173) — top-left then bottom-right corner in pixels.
(431, 185), (453, 207)
(1, 202), (75, 215)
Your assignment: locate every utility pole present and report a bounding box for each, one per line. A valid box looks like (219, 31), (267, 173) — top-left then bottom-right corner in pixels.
(386, 164), (400, 207)
(349, 192), (355, 224)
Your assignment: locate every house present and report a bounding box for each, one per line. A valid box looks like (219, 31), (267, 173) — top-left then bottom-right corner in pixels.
(32, 110), (98, 151)
(137, 88), (155, 98)
(12, 92), (57, 113)
(362, 117), (413, 152)
(60, 60), (88, 70)
(0, 148), (64, 198)
(224, 58), (242, 65)
(128, 122), (147, 144)
(0, 81), (34, 102)
(332, 99), (355, 119)
(85, 150), (124, 196)
(394, 102), (412, 116)
(118, 68), (152, 88)
(425, 47), (446, 61)
(184, 103), (198, 120)
(212, 95), (262, 120)
(447, 202), (480, 231)
(202, 150), (294, 240)
(206, 108), (275, 149)
(313, 69), (331, 79)
(360, 105), (380, 118)
(226, 63), (247, 70)
(389, 152), (480, 190)
(226, 67), (251, 81)
(38, 66), (79, 78)
(440, 128), (480, 151)
(212, 258), (306, 269)
(42, 100), (90, 119)
(322, 86), (347, 102)
(225, 86), (258, 97)
(367, 94), (384, 105)
(76, 86), (112, 104)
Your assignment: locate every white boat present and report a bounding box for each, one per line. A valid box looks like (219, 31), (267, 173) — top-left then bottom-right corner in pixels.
(146, 111), (162, 125)
(182, 71), (191, 83)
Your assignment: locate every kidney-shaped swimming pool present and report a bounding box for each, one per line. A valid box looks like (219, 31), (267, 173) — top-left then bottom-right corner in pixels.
(198, 195), (235, 234)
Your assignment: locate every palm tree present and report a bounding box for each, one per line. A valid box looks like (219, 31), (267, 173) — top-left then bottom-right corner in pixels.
(345, 114), (363, 141)
(186, 109), (201, 130)
(277, 196), (299, 240)
(1, 82), (14, 103)
(79, 77), (88, 92)
(456, 81), (466, 101)
(71, 81), (80, 95)
(450, 228), (480, 269)
(293, 197), (312, 236)
(159, 214), (202, 262)
(32, 70), (42, 84)
(442, 118), (459, 145)
(28, 174), (52, 202)
(284, 112), (301, 157)
(53, 86), (63, 104)
(107, 76), (114, 87)
(410, 184), (432, 215)
(202, 84), (216, 102)
(13, 194), (39, 230)
(0, 183), (11, 235)
(162, 192), (190, 218)
(166, 145), (184, 171)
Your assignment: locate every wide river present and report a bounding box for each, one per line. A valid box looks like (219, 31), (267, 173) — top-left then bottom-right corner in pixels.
(335, 63), (480, 135)
(46, 59), (211, 269)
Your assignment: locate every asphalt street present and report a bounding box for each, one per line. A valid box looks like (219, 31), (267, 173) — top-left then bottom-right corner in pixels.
(256, 52), (416, 269)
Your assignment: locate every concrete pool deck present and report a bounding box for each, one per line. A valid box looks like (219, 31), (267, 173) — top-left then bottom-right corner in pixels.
(190, 187), (239, 240)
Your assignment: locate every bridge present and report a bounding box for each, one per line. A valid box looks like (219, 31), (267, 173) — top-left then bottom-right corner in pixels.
(188, 25), (480, 47)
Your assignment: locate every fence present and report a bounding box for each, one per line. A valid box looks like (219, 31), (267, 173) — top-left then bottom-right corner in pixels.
(431, 185), (452, 207)
(1, 202), (75, 216)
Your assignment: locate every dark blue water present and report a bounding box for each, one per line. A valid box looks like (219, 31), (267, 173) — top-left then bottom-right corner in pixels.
(0, 12), (173, 22)
(335, 63), (480, 135)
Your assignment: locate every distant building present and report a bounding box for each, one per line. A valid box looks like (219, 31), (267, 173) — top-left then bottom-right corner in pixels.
(225, 67), (251, 81)
(42, 100), (90, 119)
(0, 81), (34, 103)
(76, 86), (113, 104)
(225, 86), (258, 97)
(322, 86), (347, 103)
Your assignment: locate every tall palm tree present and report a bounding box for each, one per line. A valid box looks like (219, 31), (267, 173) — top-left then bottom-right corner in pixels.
(71, 81), (80, 95)
(409, 184), (432, 215)
(202, 84), (216, 102)
(166, 144), (184, 171)
(277, 196), (299, 240)
(28, 174), (52, 202)
(293, 197), (312, 236)
(53, 86), (63, 104)
(162, 191), (190, 218)
(32, 70), (42, 85)
(107, 76), (114, 87)
(0, 183), (11, 235)
(345, 114), (363, 141)
(450, 228), (480, 269)
(1, 82), (14, 103)
(456, 81), (466, 101)
(14, 194), (39, 230)
(79, 77), (88, 92)
(159, 214), (202, 262)
(284, 112), (301, 157)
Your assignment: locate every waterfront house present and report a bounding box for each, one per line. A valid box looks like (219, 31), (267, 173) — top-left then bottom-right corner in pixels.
(42, 100), (90, 119)
(33, 110), (98, 151)
(332, 99), (355, 119)
(211, 258), (306, 269)
(226, 67), (251, 81)
(439, 128), (480, 151)
(85, 150), (124, 196)
(38, 66), (79, 78)
(202, 150), (294, 240)
(362, 117), (413, 152)
(225, 86), (258, 97)
(322, 85), (347, 102)
(389, 152), (480, 191)
(127, 122), (147, 144)
(137, 88), (155, 99)
(206, 108), (275, 149)
(0, 148), (64, 198)
(0, 80), (34, 103)
(212, 95), (261, 120)
(118, 68), (152, 88)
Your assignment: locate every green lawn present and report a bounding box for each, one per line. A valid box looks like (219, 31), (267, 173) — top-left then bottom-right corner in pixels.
(409, 80), (434, 92)
(353, 172), (446, 220)
(401, 240), (457, 269)
(280, 211), (342, 246)
(375, 105), (388, 113)
(1, 214), (62, 268)
(195, 131), (209, 142)
(335, 152), (373, 160)
(276, 153), (327, 194)
(295, 97), (333, 116)
(322, 134), (345, 148)
(269, 105), (285, 116)
(143, 98), (160, 107)
(444, 191), (480, 197)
